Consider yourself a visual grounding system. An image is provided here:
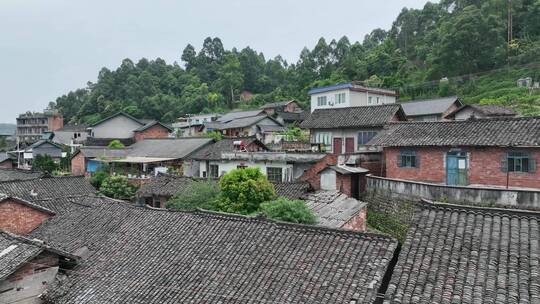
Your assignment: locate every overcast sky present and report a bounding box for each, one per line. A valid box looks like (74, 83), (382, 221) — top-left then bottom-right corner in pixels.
(0, 0), (430, 123)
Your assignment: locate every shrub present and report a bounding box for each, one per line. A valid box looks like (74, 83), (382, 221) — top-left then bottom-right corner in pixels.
(90, 171), (110, 189)
(260, 198), (316, 224)
(33, 154), (58, 173)
(107, 140), (125, 148)
(99, 175), (137, 199)
(204, 130), (223, 141)
(366, 208), (410, 243)
(218, 168), (275, 214)
(166, 180), (220, 211)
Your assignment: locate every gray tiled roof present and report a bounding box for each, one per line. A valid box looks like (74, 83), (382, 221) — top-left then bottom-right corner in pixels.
(259, 100), (294, 109)
(209, 115), (282, 130)
(300, 104), (404, 129)
(0, 176), (96, 201)
(128, 137), (214, 159)
(74, 146), (130, 159)
(305, 191), (365, 228)
(37, 196), (397, 304)
(384, 200), (540, 304)
(0, 230), (43, 280)
(400, 96), (460, 117)
(137, 175), (213, 197)
(134, 120), (173, 132)
(217, 109), (265, 122)
(0, 168), (44, 182)
(447, 104), (518, 118)
(273, 181), (311, 200)
(368, 116), (540, 147)
(189, 137), (266, 160)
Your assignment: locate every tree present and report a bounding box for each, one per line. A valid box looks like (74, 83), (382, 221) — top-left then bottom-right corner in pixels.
(166, 180), (220, 211)
(204, 130), (223, 141)
(32, 154), (58, 173)
(90, 171), (109, 189)
(107, 140), (125, 148)
(217, 53), (244, 108)
(260, 198), (317, 224)
(99, 175), (138, 199)
(218, 168), (275, 214)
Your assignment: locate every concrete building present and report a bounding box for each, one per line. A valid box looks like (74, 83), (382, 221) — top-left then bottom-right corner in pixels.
(300, 104), (407, 154)
(308, 82), (397, 112)
(16, 110), (63, 145)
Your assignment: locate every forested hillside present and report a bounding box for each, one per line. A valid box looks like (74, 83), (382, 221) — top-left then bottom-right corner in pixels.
(54, 0), (540, 124)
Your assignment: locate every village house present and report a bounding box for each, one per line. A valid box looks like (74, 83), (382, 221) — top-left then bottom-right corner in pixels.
(400, 96), (462, 121)
(16, 109), (64, 146)
(49, 124), (88, 152)
(203, 109), (286, 144)
(186, 137), (325, 181)
(300, 104), (407, 154)
(445, 104), (518, 120)
(260, 100), (302, 115)
(0, 229), (78, 304)
(384, 199), (540, 304)
(0, 153), (17, 169)
(136, 174), (368, 232)
(0, 167), (44, 182)
(308, 82), (398, 112)
(369, 116), (540, 189)
(86, 112), (172, 146)
(172, 113), (221, 137)
(21, 139), (66, 169)
(71, 137), (214, 177)
(0, 175), (397, 304)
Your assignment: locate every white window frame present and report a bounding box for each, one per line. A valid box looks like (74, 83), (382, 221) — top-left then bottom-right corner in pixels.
(335, 93), (346, 105)
(317, 96), (327, 106)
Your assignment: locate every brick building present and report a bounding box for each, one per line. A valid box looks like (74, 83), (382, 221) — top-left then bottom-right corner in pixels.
(133, 121), (173, 142)
(0, 196), (54, 235)
(0, 230), (77, 304)
(369, 116), (540, 189)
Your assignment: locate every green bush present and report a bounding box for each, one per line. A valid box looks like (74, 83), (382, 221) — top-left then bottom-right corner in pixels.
(204, 130), (223, 141)
(218, 168), (275, 214)
(260, 198), (316, 224)
(107, 140), (125, 148)
(33, 154), (58, 173)
(99, 175), (138, 199)
(90, 171), (110, 189)
(166, 180), (220, 211)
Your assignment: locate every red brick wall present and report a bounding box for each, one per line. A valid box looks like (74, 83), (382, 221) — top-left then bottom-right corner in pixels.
(336, 173), (352, 197)
(0, 199), (52, 235)
(48, 115), (64, 131)
(134, 125), (170, 142)
(0, 159), (13, 168)
(299, 154), (338, 189)
(385, 147), (540, 189)
(341, 207), (366, 232)
(7, 252), (59, 282)
(71, 153), (86, 176)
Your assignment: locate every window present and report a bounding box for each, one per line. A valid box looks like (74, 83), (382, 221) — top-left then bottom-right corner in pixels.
(376, 97), (381, 104)
(335, 93), (346, 104)
(266, 167), (283, 183)
(358, 131), (378, 146)
(237, 164), (248, 169)
(209, 164), (219, 178)
(317, 96), (327, 106)
(504, 151), (535, 173)
(368, 96), (373, 105)
(398, 150), (418, 168)
(313, 132), (332, 150)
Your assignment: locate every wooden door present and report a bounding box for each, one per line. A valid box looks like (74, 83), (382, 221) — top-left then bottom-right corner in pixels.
(345, 137), (355, 153)
(333, 138), (342, 155)
(446, 151), (468, 186)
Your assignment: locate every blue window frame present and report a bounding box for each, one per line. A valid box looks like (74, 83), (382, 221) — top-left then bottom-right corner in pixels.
(504, 151), (536, 173)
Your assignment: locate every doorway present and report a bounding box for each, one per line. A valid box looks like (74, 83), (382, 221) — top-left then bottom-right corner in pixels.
(333, 138), (342, 155)
(446, 151), (468, 186)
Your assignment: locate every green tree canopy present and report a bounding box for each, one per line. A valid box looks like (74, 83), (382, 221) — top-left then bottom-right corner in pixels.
(260, 198), (317, 224)
(99, 175), (138, 200)
(218, 168), (275, 214)
(107, 140), (125, 148)
(166, 180), (220, 211)
(32, 154), (58, 173)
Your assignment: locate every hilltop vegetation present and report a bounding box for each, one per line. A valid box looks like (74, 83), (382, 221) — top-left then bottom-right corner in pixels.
(53, 0), (540, 123)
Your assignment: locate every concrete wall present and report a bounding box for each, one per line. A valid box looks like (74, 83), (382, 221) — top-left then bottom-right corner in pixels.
(91, 115), (142, 139)
(204, 160), (293, 182)
(310, 89), (397, 112)
(366, 175), (540, 210)
(311, 128), (383, 153)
